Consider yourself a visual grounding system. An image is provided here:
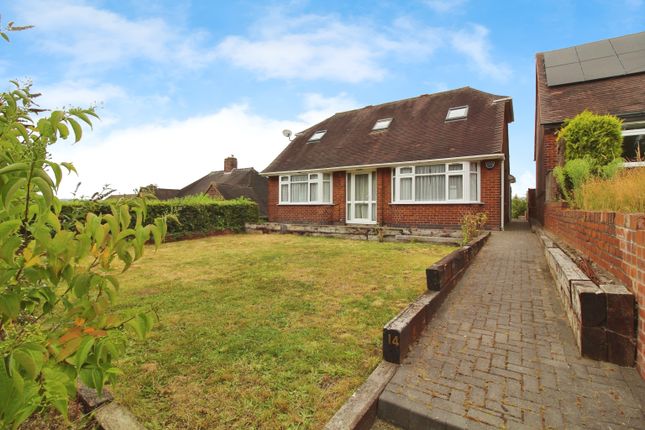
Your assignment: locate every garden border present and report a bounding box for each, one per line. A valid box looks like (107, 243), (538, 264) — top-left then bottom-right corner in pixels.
(383, 232), (490, 364)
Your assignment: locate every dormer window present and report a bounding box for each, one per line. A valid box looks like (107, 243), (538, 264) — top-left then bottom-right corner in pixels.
(446, 106), (468, 121)
(372, 118), (393, 131)
(308, 130), (327, 142)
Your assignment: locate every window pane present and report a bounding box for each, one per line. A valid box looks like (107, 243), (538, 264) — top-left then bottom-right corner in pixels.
(346, 174), (351, 200)
(323, 173), (331, 180)
(280, 184), (288, 202)
(448, 163), (463, 171)
(355, 174), (369, 201)
(470, 173), (478, 201)
(371, 204), (376, 221)
(622, 134), (645, 161)
(400, 177), (412, 200)
(355, 203), (368, 219)
(430, 175), (445, 201)
(448, 175), (463, 200)
(291, 182), (308, 202)
(309, 182), (318, 202)
(309, 173), (319, 180)
(291, 174), (307, 182)
(400, 167), (413, 174)
(280, 176), (288, 182)
(430, 164), (445, 174)
(371, 172), (376, 201)
(415, 175), (432, 200)
(346, 203), (351, 220)
(323, 181), (331, 202)
(470, 162), (478, 172)
(416, 165), (431, 174)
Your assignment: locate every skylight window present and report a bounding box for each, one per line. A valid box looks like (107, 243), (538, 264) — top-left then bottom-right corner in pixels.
(446, 106), (469, 121)
(308, 130), (327, 142)
(372, 118), (393, 131)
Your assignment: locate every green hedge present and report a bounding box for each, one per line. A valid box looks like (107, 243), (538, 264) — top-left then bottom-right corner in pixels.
(60, 198), (259, 239)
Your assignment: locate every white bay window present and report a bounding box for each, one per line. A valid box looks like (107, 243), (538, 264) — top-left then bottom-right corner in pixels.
(392, 162), (480, 203)
(279, 173), (332, 204)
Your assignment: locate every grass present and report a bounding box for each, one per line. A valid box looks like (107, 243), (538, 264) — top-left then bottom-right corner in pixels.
(577, 168), (645, 212)
(110, 234), (454, 429)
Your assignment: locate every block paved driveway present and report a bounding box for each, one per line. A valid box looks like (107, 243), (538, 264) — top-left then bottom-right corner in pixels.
(378, 221), (645, 429)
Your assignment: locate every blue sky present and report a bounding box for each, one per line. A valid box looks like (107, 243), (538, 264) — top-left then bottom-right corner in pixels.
(2, 0), (644, 197)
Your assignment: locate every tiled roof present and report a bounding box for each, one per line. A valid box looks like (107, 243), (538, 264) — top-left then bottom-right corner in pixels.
(536, 52), (645, 125)
(262, 87), (512, 174)
(155, 168), (268, 216)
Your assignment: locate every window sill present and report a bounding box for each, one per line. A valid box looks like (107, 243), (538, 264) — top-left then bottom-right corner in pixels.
(278, 203), (334, 206)
(624, 161), (645, 168)
(389, 201), (484, 205)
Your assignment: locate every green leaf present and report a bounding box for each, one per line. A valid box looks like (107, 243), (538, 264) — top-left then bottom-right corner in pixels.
(60, 162), (77, 175)
(56, 122), (69, 139)
(1, 31), (9, 42)
(0, 219), (21, 241)
(75, 337), (95, 372)
(44, 161), (63, 187)
(0, 292), (21, 319)
(0, 162), (29, 176)
(3, 177), (27, 209)
(67, 117), (83, 143)
(32, 176), (54, 208)
(12, 350), (36, 379)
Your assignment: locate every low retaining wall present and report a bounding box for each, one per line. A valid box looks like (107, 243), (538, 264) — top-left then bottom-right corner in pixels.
(534, 227), (636, 366)
(245, 222), (461, 244)
(382, 232), (490, 364)
(543, 203), (644, 377)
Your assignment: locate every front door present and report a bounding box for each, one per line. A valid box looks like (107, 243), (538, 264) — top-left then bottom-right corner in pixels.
(346, 171), (376, 224)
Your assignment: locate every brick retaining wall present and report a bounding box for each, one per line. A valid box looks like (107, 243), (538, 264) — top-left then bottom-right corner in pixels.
(544, 203), (645, 378)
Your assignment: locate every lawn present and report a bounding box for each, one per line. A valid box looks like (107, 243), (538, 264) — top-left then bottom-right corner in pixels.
(111, 234), (454, 429)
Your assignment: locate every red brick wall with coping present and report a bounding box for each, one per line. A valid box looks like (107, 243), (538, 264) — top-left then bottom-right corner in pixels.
(545, 203), (645, 379)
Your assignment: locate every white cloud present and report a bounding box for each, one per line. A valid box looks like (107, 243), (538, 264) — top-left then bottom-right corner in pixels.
(50, 92), (358, 198)
(15, 0), (214, 70)
(297, 92), (359, 125)
(512, 170), (535, 198)
(450, 25), (512, 81)
(423, 0), (468, 13)
(36, 80), (126, 110)
(216, 12), (507, 82)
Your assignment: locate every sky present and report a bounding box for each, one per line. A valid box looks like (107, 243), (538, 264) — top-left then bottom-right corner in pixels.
(2, 0), (644, 198)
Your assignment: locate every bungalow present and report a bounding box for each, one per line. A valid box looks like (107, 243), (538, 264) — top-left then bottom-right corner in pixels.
(534, 31), (645, 224)
(151, 156), (269, 217)
(262, 87), (514, 230)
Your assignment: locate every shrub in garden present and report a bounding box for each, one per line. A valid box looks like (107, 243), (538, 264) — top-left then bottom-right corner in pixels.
(511, 196), (528, 219)
(0, 81), (168, 427)
(460, 212), (488, 245)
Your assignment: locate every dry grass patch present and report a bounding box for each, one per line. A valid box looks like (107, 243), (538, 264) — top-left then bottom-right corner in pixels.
(110, 234), (454, 429)
(578, 168), (645, 212)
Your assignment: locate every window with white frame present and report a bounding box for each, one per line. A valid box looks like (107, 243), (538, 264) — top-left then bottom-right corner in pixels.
(391, 162), (480, 203)
(279, 173), (332, 204)
(622, 122), (645, 162)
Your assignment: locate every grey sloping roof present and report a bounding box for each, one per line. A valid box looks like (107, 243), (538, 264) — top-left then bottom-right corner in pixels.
(155, 168), (268, 216)
(262, 87), (513, 174)
(542, 31), (645, 86)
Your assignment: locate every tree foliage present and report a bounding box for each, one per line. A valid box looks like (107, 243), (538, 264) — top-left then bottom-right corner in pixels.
(556, 110), (623, 168)
(511, 196), (527, 219)
(0, 80), (168, 428)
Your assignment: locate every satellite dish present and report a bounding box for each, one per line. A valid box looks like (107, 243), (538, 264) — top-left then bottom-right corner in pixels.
(282, 129), (293, 139)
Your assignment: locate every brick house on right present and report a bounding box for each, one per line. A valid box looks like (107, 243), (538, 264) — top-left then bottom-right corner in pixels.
(534, 31), (645, 224)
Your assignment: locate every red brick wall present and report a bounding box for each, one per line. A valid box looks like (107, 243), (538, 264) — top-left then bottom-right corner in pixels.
(535, 127), (561, 225)
(267, 163), (503, 230)
(378, 165), (502, 230)
(545, 203), (645, 378)
(267, 172), (346, 224)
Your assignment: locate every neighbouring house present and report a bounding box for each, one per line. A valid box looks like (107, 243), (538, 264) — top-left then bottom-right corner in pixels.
(152, 156), (268, 216)
(261, 87), (514, 230)
(534, 30), (645, 224)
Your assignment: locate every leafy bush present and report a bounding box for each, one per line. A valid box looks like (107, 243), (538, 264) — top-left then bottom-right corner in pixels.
(511, 196), (527, 219)
(553, 158), (592, 206)
(556, 110), (623, 168)
(460, 212), (488, 245)
(578, 168), (645, 213)
(61, 196), (258, 239)
(0, 81), (168, 428)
